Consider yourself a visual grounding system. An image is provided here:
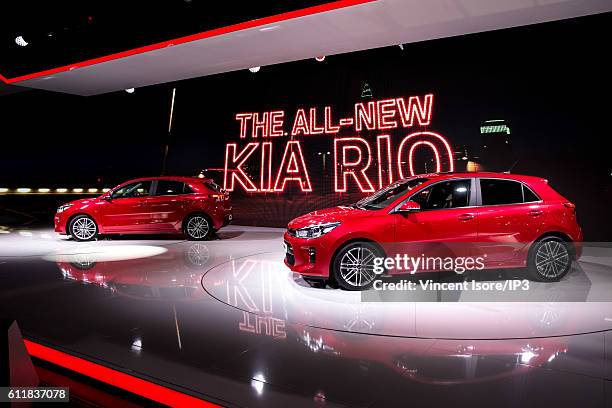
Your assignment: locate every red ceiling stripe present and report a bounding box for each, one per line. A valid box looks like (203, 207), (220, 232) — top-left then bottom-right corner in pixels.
(24, 340), (221, 407)
(2, 0), (376, 84)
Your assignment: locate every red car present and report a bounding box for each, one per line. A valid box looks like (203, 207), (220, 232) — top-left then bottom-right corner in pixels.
(55, 176), (232, 241)
(284, 172), (582, 290)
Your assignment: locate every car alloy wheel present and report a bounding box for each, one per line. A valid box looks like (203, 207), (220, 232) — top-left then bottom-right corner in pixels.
(528, 237), (572, 281)
(185, 215), (211, 240)
(535, 240), (570, 278)
(334, 242), (380, 290)
(70, 216), (98, 241)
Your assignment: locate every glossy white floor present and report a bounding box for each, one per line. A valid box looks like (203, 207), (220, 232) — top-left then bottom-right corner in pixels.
(1, 225), (612, 407)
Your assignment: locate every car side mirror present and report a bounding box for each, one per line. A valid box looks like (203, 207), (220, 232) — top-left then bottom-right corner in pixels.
(396, 201), (420, 213)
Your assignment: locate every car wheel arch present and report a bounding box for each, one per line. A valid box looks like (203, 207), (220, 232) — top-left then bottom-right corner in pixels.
(530, 231), (575, 258)
(182, 211), (213, 230)
(67, 212), (100, 231)
(328, 237), (387, 278)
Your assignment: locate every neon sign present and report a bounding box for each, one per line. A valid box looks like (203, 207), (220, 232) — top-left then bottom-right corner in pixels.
(224, 93), (454, 193)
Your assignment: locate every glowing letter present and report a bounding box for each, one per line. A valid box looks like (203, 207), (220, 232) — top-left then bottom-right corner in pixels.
(224, 143), (259, 192)
(309, 108), (324, 134)
(334, 137), (375, 193)
(235, 113), (253, 138)
(355, 102), (376, 131)
(397, 131), (454, 178)
(269, 111), (284, 137)
(273, 141), (312, 192)
(324, 106), (340, 134)
(376, 99), (398, 130)
(377, 135), (393, 189)
(252, 112), (269, 138)
(291, 109), (310, 136)
(396, 94), (433, 127)
(260, 142), (272, 191)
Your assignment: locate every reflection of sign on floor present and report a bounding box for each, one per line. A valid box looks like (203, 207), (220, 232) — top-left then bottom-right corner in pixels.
(223, 258), (287, 338)
(225, 94), (455, 193)
(239, 312), (286, 339)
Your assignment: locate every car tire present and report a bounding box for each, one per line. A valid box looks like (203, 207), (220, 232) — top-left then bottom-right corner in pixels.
(527, 236), (573, 282)
(183, 214), (213, 241)
(68, 215), (98, 242)
(332, 241), (383, 291)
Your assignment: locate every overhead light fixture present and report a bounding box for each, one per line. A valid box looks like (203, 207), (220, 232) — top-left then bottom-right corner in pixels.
(249, 66), (261, 73)
(398, 44), (404, 51)
(15, 36), (28, 47)
(125, 88), (135, 94)
(315, 56), (326, 62)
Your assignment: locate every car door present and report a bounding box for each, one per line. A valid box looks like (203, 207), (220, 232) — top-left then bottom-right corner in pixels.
(144, 179), (193, 232)
(101, 180), (153, 232)
(393, 178), (478, 273)
(476, 178), (547, 266)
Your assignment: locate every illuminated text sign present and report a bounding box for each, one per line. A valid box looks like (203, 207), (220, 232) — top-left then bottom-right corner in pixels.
(224, 93), (454, 193)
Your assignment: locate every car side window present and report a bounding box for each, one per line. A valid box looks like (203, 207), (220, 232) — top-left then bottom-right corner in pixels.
(411, 179), (471, 210)
(480, 179), (525, 205)
(155, 180), (193, 196)
(112, 181), (152, 199)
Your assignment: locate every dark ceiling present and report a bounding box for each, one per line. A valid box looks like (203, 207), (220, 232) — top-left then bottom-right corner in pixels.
(0, 1), (333, 79)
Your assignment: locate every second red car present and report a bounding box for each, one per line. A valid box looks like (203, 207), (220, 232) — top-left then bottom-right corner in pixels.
(55, 176), (232, 241)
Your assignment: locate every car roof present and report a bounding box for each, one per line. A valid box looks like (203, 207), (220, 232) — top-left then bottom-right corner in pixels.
(122, 176), (212, 184)
(413, 172), (546, 183)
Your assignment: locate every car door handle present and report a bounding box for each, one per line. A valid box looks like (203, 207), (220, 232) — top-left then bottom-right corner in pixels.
(528, 210), (544, 217)
(457, 213), (475, 221)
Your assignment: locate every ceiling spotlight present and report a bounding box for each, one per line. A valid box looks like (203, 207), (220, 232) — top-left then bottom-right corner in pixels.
(125, 88), (135, 94)
(15, 36), (28, 47)
(315, 56), (326, 62)
(398, 44), (404, 51)
(249, 66), (261, 73)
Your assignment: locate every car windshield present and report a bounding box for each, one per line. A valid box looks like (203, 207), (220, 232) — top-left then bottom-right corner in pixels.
(354, 178), (429, 210)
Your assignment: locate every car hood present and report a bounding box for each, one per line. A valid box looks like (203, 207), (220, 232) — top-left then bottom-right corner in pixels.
(64, 197), (99, 207)
(287, 206), (370, 229)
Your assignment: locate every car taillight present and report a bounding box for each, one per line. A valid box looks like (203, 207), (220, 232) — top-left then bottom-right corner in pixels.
(563, 202), (576, 213)
(209, 194), (223, 202)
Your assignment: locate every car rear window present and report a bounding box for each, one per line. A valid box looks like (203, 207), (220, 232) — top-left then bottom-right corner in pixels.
(480, 179), (524, 205)
(523, 186), (540, 202)
(155, 180), (193, 196)
(480, 178), (540, 205)
(204, 180), (223, 192)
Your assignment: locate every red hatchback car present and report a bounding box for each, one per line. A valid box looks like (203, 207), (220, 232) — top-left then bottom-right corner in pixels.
(55, 176), (232, 241)
(284, 172), (582, 290)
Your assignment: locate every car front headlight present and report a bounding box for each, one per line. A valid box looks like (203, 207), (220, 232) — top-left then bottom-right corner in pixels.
(295, 222), (340, 239)
(57, 204), (74, 213)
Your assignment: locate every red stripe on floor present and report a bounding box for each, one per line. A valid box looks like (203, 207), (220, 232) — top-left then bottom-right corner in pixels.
(24, 340), (220, 407)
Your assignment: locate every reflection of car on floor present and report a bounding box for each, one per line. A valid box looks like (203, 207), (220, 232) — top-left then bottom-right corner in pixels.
(55, 176), (232, 241)
(56, 243), (210, 300)
(293, 325), (568, 385)
(284, 172), (583, 290)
